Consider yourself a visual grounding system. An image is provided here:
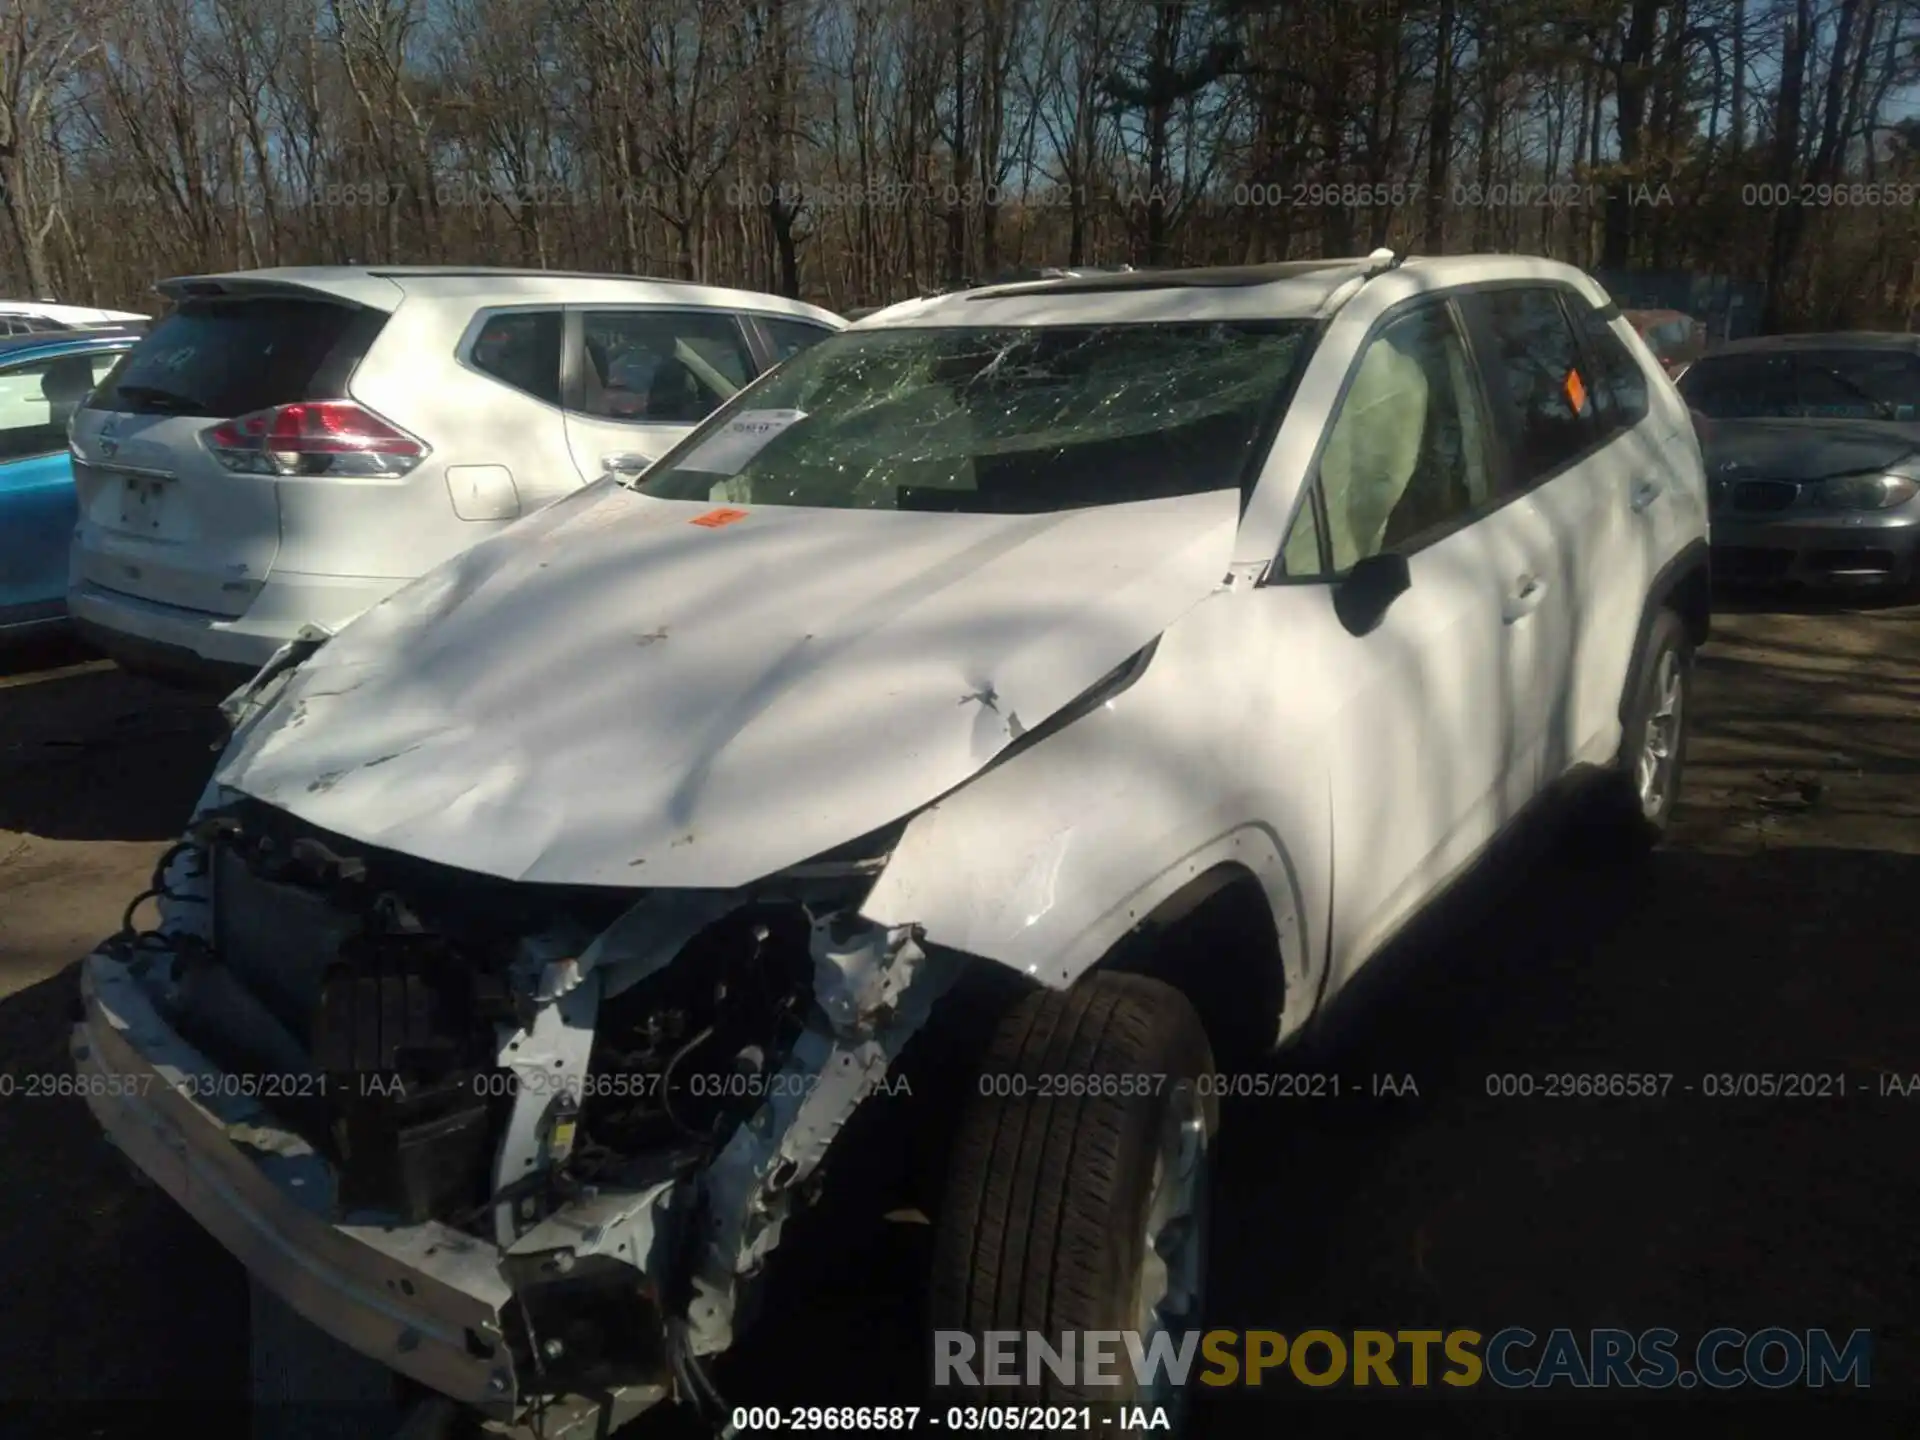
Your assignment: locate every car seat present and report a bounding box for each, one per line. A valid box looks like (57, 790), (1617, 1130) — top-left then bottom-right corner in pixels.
(40, 354), (98, 432)
(647, 356), (705, 422)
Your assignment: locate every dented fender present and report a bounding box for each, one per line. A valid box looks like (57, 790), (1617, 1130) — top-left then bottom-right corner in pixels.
(859, 606), (1333, 1046)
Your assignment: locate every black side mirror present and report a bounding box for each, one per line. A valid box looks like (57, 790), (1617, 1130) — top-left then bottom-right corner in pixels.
(1333, 551), (1411, 636)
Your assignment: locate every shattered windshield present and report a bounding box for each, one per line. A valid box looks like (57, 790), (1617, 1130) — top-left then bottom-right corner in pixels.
(633, 320), (1315, 513)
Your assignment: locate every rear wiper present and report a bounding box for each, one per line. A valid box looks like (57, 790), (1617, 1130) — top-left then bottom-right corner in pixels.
(113, 383), (207, 411)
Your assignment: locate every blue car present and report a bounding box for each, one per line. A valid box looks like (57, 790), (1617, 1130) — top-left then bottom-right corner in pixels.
(0, 325), (143, 638)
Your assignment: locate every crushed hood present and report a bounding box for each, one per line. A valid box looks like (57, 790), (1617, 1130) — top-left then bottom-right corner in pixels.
(1700, 417), (1920, 482)
(215, 483), (1239, 888)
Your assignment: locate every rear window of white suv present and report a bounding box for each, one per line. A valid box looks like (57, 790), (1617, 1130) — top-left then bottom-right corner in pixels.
(89, 297), (385, 418)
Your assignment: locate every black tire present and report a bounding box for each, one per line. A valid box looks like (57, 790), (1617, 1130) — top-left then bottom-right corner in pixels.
(1587, 606), (1694, 853)
(931, 972), (1218, 1414)
(249, 1276), (405, 1440)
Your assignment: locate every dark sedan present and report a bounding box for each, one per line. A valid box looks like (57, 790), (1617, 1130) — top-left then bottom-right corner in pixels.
(1678, 331), (1920, 591)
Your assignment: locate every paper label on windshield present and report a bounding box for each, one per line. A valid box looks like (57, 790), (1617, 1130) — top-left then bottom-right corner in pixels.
(678, 409), (806, 476)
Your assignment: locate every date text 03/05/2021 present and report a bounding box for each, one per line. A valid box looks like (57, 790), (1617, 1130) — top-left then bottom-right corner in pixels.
(725, 1406), (1170, 1432)
(8, 1068), (915, 1104)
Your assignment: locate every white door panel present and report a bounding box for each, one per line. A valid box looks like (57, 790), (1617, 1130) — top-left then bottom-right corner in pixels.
(1275, 294), (1539, 981)
(1525, 437), (1653, 773)
(562, 415), (697, 486)
(1501, 481), (1584, 787)
(1464, 285), (1658, 783)
(1321, 511), (1533, 983)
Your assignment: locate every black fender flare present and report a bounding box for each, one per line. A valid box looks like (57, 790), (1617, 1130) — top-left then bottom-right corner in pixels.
(1616, 537), (1711, 733)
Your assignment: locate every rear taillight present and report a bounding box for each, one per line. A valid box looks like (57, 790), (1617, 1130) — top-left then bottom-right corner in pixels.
(201, 400), (428, 477)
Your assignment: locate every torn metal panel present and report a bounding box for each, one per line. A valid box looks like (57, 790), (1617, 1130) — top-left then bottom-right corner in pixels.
(810, 915), (927, 1039)
(220, 624), (334, 733)
(491, 965), (603, 1247)
(687, 918), (960, 1355)
(208, 490), (1238, 890)
(504, 1178), (678, 1270)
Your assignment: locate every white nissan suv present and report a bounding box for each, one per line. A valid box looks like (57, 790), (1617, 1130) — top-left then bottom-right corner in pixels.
(74, 253), (1707, 1437)
(66, 267), (842, 687)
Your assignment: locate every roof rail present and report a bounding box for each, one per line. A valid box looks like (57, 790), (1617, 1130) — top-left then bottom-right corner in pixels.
(1316, 248), (1406, 316)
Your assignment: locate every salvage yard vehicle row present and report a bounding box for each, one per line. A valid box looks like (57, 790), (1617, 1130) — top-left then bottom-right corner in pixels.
(70, 251), (1709, 1438)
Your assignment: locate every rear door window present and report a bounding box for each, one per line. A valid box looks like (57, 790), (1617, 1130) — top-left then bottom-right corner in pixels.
(1574, 306), (1651, 434)
(1465, 287), (1599, 486)
(576, 310), (754, 423)
(90, 298), (384, 418)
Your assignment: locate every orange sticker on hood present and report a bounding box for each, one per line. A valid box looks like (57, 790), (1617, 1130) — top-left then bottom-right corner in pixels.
(1565, 368), (1589, 414)
(690, 507), (749, 528)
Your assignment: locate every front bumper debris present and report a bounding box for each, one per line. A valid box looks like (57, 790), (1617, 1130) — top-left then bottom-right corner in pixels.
(70, 947), (666, 1437)
(72, 843), (958, 1434)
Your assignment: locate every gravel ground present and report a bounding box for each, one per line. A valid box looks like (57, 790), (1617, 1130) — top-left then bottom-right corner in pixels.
(2, 595), (1917, 1439)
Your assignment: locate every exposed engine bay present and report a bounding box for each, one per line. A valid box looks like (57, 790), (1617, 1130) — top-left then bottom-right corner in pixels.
(92, 788), (960, 1425)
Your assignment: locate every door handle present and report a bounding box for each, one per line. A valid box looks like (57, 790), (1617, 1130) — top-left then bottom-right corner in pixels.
(601, 452), (652, 475)
(1630, 478), (1665, 512)
(1503, 573), (1547, 622)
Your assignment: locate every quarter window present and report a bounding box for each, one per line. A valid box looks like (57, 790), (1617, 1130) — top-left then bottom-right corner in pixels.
(578, 311), (753, 423)
(470, 309), (563, 406)
(760, 316), (838, 364)
(1279, 489), (1326, 577)
(1308, 302), (1496, 572)
(1472, 287), (1597, 484)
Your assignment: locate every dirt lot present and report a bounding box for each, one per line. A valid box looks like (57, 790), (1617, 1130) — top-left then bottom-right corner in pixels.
(2, 597), (1918, 1439)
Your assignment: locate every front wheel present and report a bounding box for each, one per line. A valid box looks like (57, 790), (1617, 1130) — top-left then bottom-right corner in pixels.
(1588, 606), (1694, 852)
(931, 973), (1218, 1426)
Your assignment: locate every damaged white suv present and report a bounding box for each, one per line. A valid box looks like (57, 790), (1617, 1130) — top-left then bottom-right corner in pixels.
(73, 252), (1709, 1435)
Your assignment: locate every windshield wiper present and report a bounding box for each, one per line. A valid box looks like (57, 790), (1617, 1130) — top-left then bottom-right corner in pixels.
(113, 383), (208, 412)
(1803, 366), (1896, 420)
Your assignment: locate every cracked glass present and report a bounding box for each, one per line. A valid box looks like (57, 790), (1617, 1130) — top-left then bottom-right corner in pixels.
(633, 321), (1315, 514)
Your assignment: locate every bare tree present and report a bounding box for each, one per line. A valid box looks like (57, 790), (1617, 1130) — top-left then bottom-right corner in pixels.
(0, 0), (100, 293)
(12, 0), (1920, 330)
